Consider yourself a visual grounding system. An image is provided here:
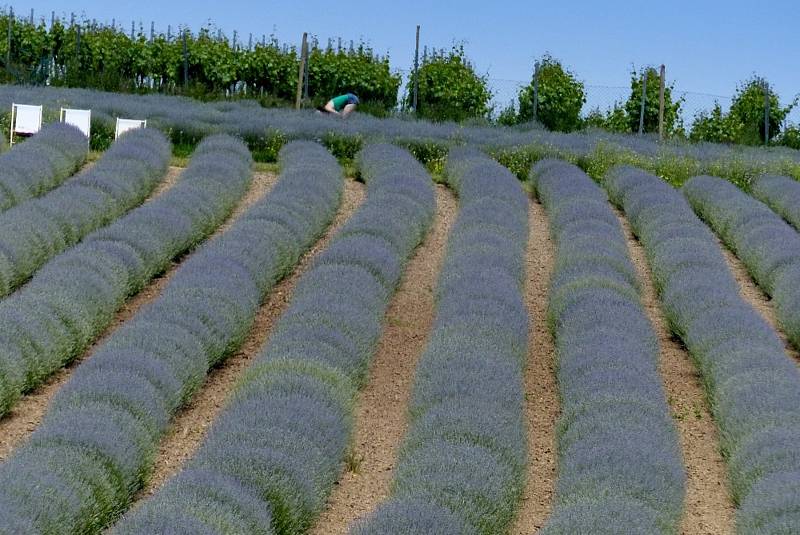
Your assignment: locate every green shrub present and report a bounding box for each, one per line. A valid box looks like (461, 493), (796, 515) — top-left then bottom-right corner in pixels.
(518, 54), (585, 132)
(728, 76), (796, 145)
(624, 67), (683, 134)
(405, 45), (492, 122)
(690, 76), (797, 145)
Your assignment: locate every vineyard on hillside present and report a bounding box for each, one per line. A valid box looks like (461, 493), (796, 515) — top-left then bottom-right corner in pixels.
(0, 83), (799, 535)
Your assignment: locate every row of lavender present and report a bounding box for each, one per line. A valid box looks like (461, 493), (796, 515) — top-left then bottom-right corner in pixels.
(0, 128), (170, 296)
(113, 144), (435, 534)
(2, 85), (799, 177)
(533, 161), (685, 533)
(0, 134), (253, 416)
(606, 166), (800, 533)
(0, 140), (345, 533)
(684, 174), (800, 355)
(0, 123), (88, 211)
(353, 150), (529, 534)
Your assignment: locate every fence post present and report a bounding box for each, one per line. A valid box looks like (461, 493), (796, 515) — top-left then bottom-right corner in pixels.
(302, 48), (309, 101)
(150, 21), (154, 42)
(638, 69), (648, 135)
(232, 30), (237, 50)
(50, 11), (54, 29)
(248, 33), (252, 51)
(130, 21), (135, 40)
(533, 61), (540, 122)
(182, 29), (189, 88)
(658, 64), (665, 140)
(167, 25), (171, 41)
(295, 32), (308, 109)
(413, 25), (420, 112)
(6, 7), (12, 69)
(29, 9), (33, 25)
(764, 80), (770, 146)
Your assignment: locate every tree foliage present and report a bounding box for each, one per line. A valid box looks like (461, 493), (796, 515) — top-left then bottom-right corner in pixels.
(624, 66), (683, 134)
(0, 12), (400, 111)
(690, 76), (797, 145)
(405, 45), (492, 122)
(518, 54), (585, 132)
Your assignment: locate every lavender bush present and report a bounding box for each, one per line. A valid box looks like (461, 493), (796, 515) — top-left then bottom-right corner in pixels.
(0, 122), (88, 211)
(606, 165), (800, 534)
(0, 134), (252, 416)
(533, 160), (685, 534)
(751, 174), (800, 232)
(1, 84), (799, 186)
(683, 175), (800, 353)
(0, 128), (170, 296)
(353, 148), (528, 535)
(0, 140), (344, 533)
(111, 143), (434, 535)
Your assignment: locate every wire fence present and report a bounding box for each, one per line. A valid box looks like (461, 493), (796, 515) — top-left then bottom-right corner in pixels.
(487, 78), (799, 128)
(3, 8), (799, 134)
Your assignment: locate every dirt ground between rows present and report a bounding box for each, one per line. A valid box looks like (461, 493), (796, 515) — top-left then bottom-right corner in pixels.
(715, 239), (800, 363)
(138, 178), (366, 498)
(0, 168), (274, 461)
(510, 198), (559, 534)
(309, 185), (457, 534)
(615, 210), (735, 535)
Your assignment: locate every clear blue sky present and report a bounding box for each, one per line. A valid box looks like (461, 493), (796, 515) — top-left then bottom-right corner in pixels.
(17, 0), (800, 121)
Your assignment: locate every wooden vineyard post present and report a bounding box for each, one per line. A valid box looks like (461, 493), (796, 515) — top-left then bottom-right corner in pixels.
(764, 80), (770, 146)
(658, 64), (666, 140)
(6, 7), (12, 70)
(295, 32), (308, 109)
(533, 61), (540, 122)
(182, 29), (189, 89)
(638, 68), (648, 135)
(413, 25), (420, 112)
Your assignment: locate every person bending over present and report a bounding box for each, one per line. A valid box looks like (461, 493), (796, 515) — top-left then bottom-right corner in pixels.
(319, 93), (359, 117)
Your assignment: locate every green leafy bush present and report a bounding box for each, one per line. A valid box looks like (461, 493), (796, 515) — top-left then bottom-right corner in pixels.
(307, 42), (401, 112)
(689, 103), (738, 144)
(404, 45), (492, 122)
(518, 54), (585, 132)
(583, 103), (629, 133)
(727, 76), (796, 145)
(779, 124), (800, 150)
(624, 67), (683, 134)
(690, 76), (797, 145)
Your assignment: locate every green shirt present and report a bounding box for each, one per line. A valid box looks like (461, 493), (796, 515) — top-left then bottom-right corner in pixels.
(331, 94), (353, 112)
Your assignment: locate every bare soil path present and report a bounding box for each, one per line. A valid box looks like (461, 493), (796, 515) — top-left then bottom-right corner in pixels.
(0, 169), (274, 461)
(511, 198), (559, 534)
(138, 179), (367, 497)
(309, 185), (457, 535)
(615, 210), (735, 535)
(715, 240), (800, 363)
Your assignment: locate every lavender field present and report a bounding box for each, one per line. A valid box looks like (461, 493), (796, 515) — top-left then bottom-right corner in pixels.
(0, 105), (798, 535)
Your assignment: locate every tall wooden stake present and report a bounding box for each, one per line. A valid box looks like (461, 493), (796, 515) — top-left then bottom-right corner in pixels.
(295, 32), (308, 109)
(764, 80), (770, 146)
(413, 25), (420, 112)
(658, 64), (666, 140)
(638, 69), (648, 135)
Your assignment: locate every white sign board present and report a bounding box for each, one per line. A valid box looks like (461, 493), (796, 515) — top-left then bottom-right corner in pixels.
(115, 118), (147, 139)
(61, 108), (92, 141)
(10, 104), (43, 146)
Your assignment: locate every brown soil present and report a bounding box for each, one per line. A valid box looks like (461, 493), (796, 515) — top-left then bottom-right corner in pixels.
(715, 240), (800, 362)
(511, 198), (559, 534)
(138, 179), (367, 497)
(615, 210), (736, 535)
(309, 186), (458, 535)
(0, 170), (276, 462)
